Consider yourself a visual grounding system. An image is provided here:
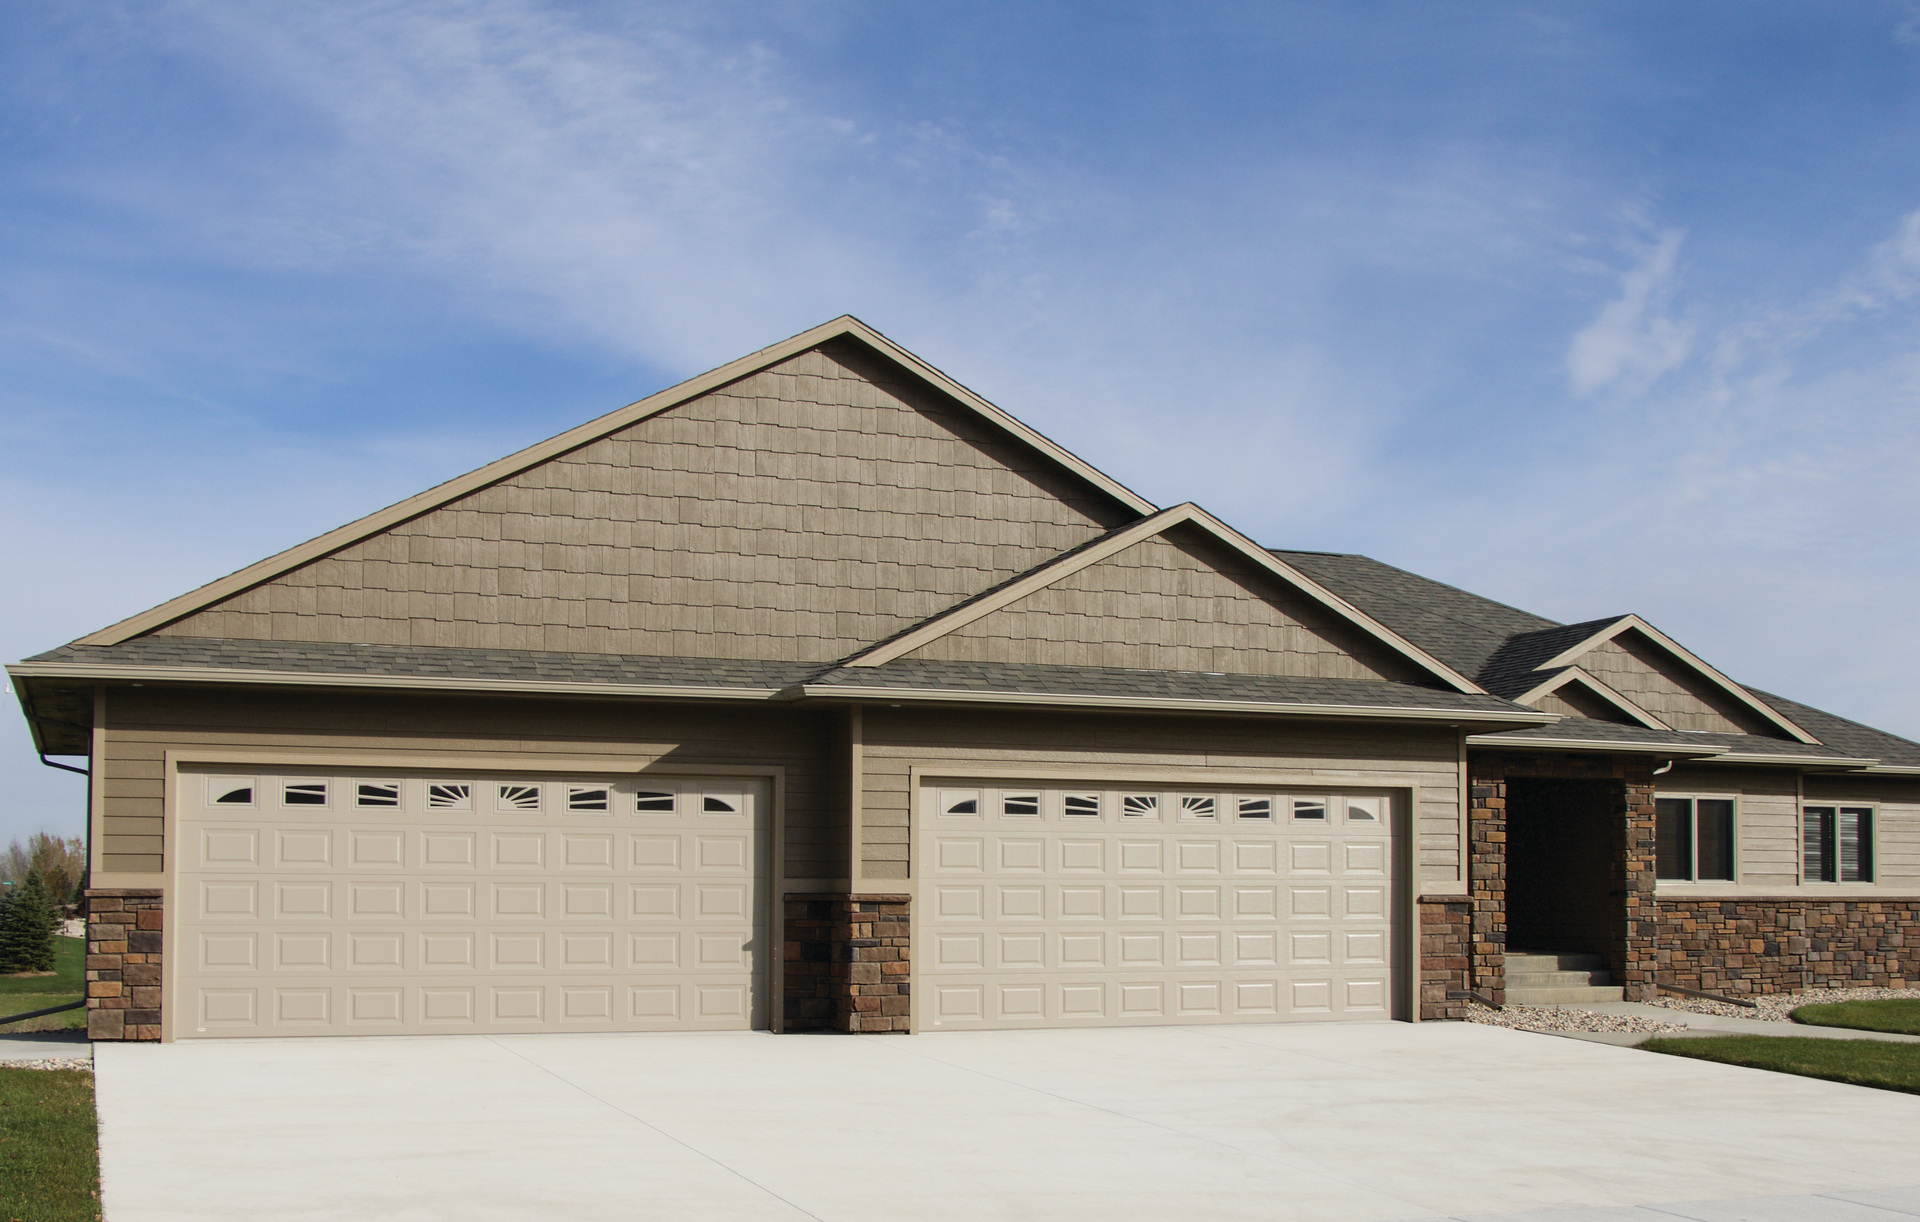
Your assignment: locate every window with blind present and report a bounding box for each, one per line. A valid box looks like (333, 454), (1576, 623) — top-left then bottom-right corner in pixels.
(1655, 796), (1735, 882)
(1802, 806), (1873, 884)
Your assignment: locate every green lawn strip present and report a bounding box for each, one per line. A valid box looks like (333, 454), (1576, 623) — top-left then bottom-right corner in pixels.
(0, 938), (84, 997)
(0, 940), (85, 1033)
(1790, 999), (1920, 1037)
(1643, 1034), (1920, 1096)
(0, 1068), (102, 1222)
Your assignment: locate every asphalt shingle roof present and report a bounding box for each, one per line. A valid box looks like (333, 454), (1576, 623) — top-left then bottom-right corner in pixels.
(26, 637), (817, 691)
(1471, 716), (1873, 761)
(808, 658), (1540, 718)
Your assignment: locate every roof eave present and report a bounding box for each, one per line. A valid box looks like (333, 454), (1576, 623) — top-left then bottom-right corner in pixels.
(1465, 733), (1729, 758)
(800, 683), (1551, 726)
(6, 662), (784, 704)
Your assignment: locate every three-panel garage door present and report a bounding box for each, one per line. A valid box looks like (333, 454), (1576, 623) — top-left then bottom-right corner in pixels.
(175, 768), (767, 1038)
(921, 781), (1403, 1029)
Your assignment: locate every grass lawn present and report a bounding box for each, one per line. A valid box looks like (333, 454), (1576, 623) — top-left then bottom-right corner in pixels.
(1643, 1034), (1920, 1095)
(1791, 998), (1920, 1037)
(0, 1068), (101, 1221)
(0, 938), (86, 1033)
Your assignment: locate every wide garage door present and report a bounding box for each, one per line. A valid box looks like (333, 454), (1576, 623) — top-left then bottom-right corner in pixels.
(175, 768), (767, 1038)
(922, 781), (1402, 1029)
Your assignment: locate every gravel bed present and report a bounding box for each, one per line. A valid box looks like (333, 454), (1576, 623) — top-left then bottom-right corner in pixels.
(1651, 985), (1915, 1023)
(1, 1058), (92, 1071)
(1465, 1004), (1683, 1036)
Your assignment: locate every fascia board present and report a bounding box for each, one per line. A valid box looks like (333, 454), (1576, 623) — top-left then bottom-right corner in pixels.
(1512, 666), (1673, 731)
(1533, 615), (1818, 745)
(75, 316), (1158, 648)
(1861, 764), (1920, 775)
(801, 683), (1550, 725)
(848, 502), (1487, 696)
(1707, 753), (1878, 769)
(1466, 733), (1730, 757)
(5, 662), (782, 704)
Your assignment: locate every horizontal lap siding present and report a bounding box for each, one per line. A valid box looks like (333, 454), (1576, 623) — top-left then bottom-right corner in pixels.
(904, 526), (1423, 682)
(858, 708), (1460, 885)
(155, 343), (1135, 660)
(1659, 766), (1798, 889)
(1806, 775), (1920, 889)
(99, 688), (838, 881)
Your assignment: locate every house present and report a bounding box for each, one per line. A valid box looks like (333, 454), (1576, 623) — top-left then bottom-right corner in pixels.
(10, 317), (1916, 1043)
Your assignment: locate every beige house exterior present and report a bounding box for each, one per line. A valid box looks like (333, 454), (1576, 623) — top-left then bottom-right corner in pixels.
(11, 317), (1918, 1042)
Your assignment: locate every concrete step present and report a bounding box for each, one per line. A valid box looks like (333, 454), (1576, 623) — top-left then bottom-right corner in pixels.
(1505, 985), (1627, 1005)
(1506, 969), (1614, 989)
(1506, 951), (1605, 972)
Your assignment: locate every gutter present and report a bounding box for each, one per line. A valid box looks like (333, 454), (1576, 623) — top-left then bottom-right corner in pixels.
(6, 662), (785, 704)
(1465, 734), (1729, 757)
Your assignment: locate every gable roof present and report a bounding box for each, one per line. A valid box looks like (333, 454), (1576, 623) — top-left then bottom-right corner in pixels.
(1271, 552), (1819, 745)
(1510, 666), (1673, 731)
(75, 317), (1158, 649)
(844, 504), (1488, 694)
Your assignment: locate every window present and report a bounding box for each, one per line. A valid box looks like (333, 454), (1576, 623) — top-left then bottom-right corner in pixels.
(208, 778), (255, 806)
(355, 782), (401, 808)
(1178, 795), (1216, 820)
(634, 790), (676, 813)
(1291, 798), (1327, 822)
(1803, 806), (1873, 883)
(940, 791), (980, 817)
(283, 781), (328, 807)
(704, 795), (740, 814)
(1002, 793), (1040, 817)
(427, 783), (471, 810)
(1062, 793), (1100, 818)
(1344, 796), (1382, 823)
(496, 784), (542, 812)
(1656, 797), (1735, 881)
(1121, 794), (1159, 819)
(567, 786), (611, 812)
(1236, 796), (1271, 820)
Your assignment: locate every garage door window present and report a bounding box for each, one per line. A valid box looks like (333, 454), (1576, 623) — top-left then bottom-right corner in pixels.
(283, 781), (328, 807)
(1122, 794), (1159, 819)
(1291, 799), (1326, 822)
(427, 784), (471, 810)
(209, 778), (256, 806)
(496, 784), (541, 812)
(356, 782), (401, 808)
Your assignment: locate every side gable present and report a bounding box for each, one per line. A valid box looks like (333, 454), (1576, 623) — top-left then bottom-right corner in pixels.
(112, 328), (1148, 663)
(849, 505), (1484, 691)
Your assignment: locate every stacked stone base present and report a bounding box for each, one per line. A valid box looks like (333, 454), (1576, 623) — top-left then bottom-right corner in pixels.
(783, 893), (911, 1032)
(85, 889), (164, 1041)
(1656, 898), (1917, 995)
(1418, 896), (1475, 1019)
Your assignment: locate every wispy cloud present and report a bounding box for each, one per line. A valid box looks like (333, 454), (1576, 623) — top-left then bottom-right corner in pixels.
(1565, 228), (1692, 396)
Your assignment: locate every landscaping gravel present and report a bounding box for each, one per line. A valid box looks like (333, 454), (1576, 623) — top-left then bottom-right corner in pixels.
(3, 1058), (91, 1071)
(1651, 986), (1914, 1023)
(1464, 1004), (1683, 1037)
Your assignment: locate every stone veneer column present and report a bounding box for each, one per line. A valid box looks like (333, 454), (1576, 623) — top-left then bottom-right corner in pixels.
(1465, 765), (1508, 1005)
(783, 893), (910, 1032)
(1417, 896), (1474, 1019)
(84, 889), (163, 1042)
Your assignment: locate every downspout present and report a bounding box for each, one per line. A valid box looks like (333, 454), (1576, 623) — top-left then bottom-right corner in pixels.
(1646, 760), (1672, 1002)
(20, 690), (91, 778)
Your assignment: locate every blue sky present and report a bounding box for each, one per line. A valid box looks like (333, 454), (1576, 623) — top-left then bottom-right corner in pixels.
(6, 2), (1920, 843)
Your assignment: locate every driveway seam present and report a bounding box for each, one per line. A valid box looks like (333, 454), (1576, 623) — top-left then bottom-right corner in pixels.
(483, 1036), (827, 1222)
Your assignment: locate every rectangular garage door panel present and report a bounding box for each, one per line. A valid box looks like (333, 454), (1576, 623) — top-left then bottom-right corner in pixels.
(175, 772), (768, 1038)
(922, 783), (1401, 1031)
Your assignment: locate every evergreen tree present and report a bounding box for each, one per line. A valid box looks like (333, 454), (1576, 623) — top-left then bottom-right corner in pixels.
(0, 869), (57, 973)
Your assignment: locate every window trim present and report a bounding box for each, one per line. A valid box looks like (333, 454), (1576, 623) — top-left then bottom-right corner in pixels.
(1654, 792), (1739, 884)
(1801, 802), (1877, 886)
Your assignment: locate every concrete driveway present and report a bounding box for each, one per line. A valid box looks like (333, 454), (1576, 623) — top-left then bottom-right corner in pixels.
(96, 1023), (1920, 1222)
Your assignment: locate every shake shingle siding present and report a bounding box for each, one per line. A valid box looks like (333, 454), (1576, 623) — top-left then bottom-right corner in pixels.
(153, 343), (1139, 660)
(903, 526), (1427, 681)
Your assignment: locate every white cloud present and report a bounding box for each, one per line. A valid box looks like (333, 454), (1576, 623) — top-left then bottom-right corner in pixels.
(1565, 228), (1692, 396)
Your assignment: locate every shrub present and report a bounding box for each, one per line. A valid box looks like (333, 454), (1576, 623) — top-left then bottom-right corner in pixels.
(0, 835), (86, 911)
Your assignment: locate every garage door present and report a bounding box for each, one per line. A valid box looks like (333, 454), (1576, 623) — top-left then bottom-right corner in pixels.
(921, 782), (1401, 1029)
(175, 768), (767, 1038)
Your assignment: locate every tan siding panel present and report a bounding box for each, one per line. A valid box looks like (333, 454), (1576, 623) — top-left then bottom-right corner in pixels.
(903, 525), (1424, 681)
(156, 342), (1134, 660)
(1583, 634), (1777, 736)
